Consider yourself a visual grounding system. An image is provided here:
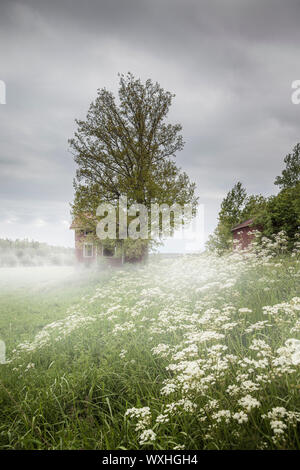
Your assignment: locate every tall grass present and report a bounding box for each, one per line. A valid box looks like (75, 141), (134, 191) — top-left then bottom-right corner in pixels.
(0, 233), (300, 449)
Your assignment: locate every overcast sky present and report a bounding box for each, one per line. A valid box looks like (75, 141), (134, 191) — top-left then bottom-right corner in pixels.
(0, 0), (299, 248)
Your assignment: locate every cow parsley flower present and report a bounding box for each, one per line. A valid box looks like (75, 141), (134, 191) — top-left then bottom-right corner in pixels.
(139, 429), (156, 445)
(238, 395), (260, 412)
(233, 411), (248, 424)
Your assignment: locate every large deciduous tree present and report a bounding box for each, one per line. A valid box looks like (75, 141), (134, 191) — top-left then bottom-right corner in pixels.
(218, 182), (247, 229)
(69, 73), (197, 260)
(275, 143), (300, 189)
(206, 182), (247, 253)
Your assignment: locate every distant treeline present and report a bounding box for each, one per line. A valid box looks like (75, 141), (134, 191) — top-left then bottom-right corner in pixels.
(0, 239), (75, 267)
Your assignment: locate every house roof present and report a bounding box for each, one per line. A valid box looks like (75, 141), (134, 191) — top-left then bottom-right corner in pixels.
(70, 213), (96, 230)
(69, 219), (82, 229)
(231, 218), (254, 232)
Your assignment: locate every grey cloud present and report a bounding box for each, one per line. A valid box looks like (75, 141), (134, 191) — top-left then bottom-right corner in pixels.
(0, 0), (300, 244)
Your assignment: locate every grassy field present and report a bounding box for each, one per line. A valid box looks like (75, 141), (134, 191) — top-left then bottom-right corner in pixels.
(0, 241), (300, 450)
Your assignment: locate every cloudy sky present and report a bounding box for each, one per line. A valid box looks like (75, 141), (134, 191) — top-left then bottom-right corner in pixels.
(0, 0), (299, 248)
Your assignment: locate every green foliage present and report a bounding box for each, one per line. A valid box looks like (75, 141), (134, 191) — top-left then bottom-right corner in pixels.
(241, 194), (268, 222)
(207, 182), (247, 253)
(275, 143), (300, 189)
(208, 185), (300, 255)
(206, 222), (233, 254)
(123, 239), (149, 263)
(218, 182), (247, 228)
(258, 183), (300, 242)
(209, 142), (300, 254)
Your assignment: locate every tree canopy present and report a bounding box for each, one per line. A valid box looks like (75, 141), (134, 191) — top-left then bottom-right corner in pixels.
(260, 183), (300, 242)
(207, 182), (247, 252)
(274, 143), (300, 189)
(218, 182), (247, 228)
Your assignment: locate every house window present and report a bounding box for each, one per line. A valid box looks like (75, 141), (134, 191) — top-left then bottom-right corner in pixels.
(81, 229), (93, 237)
(83, 243), (93, 258)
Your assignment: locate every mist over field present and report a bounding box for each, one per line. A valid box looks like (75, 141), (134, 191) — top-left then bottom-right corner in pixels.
(0, 239), (75, 268)
(0, 266), (80, 289)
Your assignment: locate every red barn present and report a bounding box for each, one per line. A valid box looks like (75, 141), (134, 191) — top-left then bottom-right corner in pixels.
(231, 219), (262, 250)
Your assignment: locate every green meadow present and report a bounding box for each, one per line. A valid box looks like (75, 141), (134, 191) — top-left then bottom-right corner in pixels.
(0, 243), (300, 450)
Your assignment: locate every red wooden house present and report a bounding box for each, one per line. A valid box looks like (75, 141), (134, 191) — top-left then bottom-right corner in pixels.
(231, 218), (262, 249)
(70, 217), (118, 265)
(70, 218), (98, 264)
